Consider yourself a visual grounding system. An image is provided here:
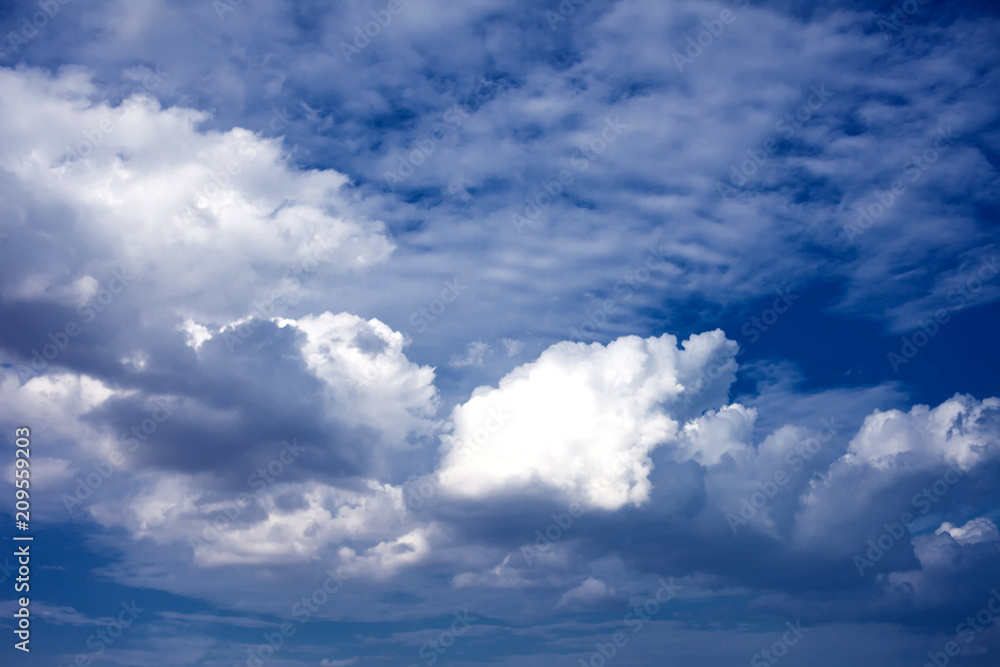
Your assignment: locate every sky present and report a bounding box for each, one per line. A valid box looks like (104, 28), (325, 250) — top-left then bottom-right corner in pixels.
(1, 0), (999, 665)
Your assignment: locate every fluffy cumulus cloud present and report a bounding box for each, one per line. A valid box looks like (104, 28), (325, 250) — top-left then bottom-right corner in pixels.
(436, 331), (738, 510)
(0, 308), (441, 568)
(273, 312), (440, 441)
(91, 474), (410, 567)
(844, 396), (1000, 471)
(795, 395), (1000, 550)
(0, 66), (393, 322)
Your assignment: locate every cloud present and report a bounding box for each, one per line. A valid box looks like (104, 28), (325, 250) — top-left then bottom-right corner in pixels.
(0, 307), (442, 570)
(794, 394), (1000, 551)
(1, 1), (1000, 660)
(936, 518), (1000, 546)
(453, 554), (531, 590)
(436, 330), (738, 510)
(844, 395), (1000, 470)
(0, 65), (393, 323)
(449, 340), (491, 368)
(274, 312), (440, 442)
(31, 603), (120, 627)
(155, 611), (275, 628)
(676, 403), (756, 467)
(321, 659), (359, 667)
(337, 525), (442, 579)
(557, 577), (616, 608)
(500, 338), (523, 357)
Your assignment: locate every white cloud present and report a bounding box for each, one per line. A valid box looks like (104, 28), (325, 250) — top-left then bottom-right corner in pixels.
(31, 603), (119, 627)
(275, 312), (440, 442)
(936, 517), (1000, 545)
(337, 525), (442, 579)
(321, 659), (359, 667)
(0, 369), (129, 505)
(844, 395), (1000, 471)
(180, 319), (212, 350)
(677, 403), (756, 466)
(7, 456), (75, 490)
(89, 473), (413, 568)
(0, 311), (441, 571)
(557, 577), (616, 608)
(500, 337), (523, 357)
(435, 331), (738, 510)
(794, 394), (1000, 548)
(0, 66), (393, 321)
(449, 341), (491, 368)
(453, 553), (532, 590)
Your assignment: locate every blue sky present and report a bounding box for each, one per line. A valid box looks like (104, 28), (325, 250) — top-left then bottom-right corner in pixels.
(1, 0), (999, 665)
